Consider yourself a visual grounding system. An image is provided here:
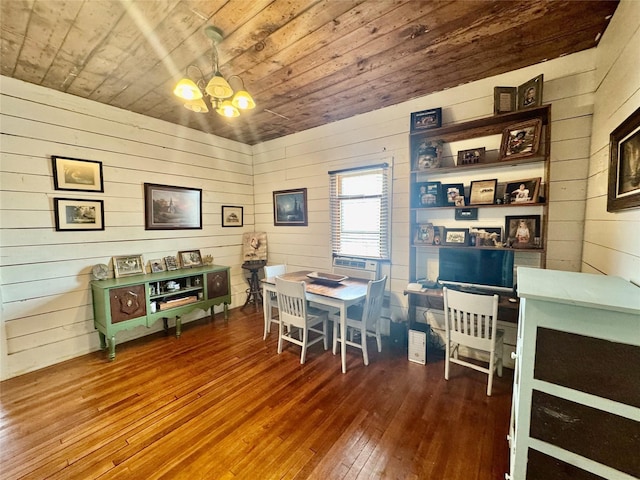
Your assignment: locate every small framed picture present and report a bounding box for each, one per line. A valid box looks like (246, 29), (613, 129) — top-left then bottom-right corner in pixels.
(494, 86), (517, 114)
(52, 156), (104, 192)
(442, 183), (465, 206)
(505, 215), (542, 249)
(607, 106), (640, 212)
(416, 181), (441, 207)
(113, 255), (145, 278)
(473, 227), (503, 247)
(54, 198), (105, 231)
(443, 228), (469, 246)
(164, 256), (179, 271)
(517, 74), (544, 110)
(505, 178), (541, 204)
(273, 188), (308, 226)
(178, 250), (202, 268)
(414, 223), (434, 245)
(149, 259), (166, 273)
(222, 205), (243, 227)
(499, 119), (542, 160)
(457, 147), (486, 166)
(410, 107), (442, 132)
(469, 179), (498, 205)
(414, 140), (444, 170)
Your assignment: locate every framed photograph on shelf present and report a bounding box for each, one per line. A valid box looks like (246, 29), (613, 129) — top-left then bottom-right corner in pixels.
(457, 147), (486, 166)
(442, 183), (465, 206)
(53, 198), (105, 231)
(416, 181), (441, 207)
(113, 255), (145, 278)
(178, 250), (202, 268)
(414, 223), (434, 245)
(494, 86), (517, 114)
(443, 228), (469, 246)
(273, 188), (308, 226)
(164, 256), (179, 271)
(52, 156), (104, 192)
(505, 215), (541, 249)
(517, 74), (544, 110)
(505, 178), (541, 204)
(473, 227), (503, 247)
(144, 183), (202, 230)
(149, 259), (166, 273)
(499, 118), (542, 160)
(415, 140), (444, 170)
(221, 205), (243, 227)
(410, 107), (442, 132)
(469, 179), (498, 205)
(607, 106), (640, 212)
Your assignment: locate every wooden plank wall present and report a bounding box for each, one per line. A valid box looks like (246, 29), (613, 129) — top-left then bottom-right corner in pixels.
(583, 0), (640, 281)
(0, 77), (254, 379)
(253, 50), (601, 333)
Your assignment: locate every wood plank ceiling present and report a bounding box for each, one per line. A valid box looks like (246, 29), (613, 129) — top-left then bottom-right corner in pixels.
(1, 0), (619, 145)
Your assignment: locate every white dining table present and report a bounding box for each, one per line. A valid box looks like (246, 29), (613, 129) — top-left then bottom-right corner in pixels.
(261, 270), (369, 373)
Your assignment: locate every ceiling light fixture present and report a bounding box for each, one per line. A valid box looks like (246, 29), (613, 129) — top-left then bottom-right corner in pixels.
(173, 26), (255, 118)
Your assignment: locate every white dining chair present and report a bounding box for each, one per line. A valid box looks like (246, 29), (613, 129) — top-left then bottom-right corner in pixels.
(263, 264), (287, 339)
(443, 287), (504, 396)
(331, 276), (387, 366)
(275, 277), (328, 364)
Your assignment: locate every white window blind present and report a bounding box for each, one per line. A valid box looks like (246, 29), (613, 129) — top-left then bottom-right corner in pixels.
(329, 163), (391, 260)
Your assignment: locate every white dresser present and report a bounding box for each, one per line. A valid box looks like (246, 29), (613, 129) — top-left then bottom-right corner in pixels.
(508, 267), (640, 480)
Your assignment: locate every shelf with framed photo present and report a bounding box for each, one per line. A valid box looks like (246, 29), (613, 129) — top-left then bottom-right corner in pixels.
(408, 104), (550, 288)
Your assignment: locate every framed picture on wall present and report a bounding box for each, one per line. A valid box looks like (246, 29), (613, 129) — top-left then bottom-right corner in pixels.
(273, 188), (308, 226)
(52, 156), (104, 192)
(144, 183), (202, 230)
(54, 198), (105, 231)
(221, 205), (243, 227)
(607, 106), (640, 212)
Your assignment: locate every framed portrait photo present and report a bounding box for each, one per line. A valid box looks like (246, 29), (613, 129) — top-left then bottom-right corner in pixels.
(505, 215), (541, 249)
(607, 106), (640, 212)
(442, 183), (465, 206)
(222, 205), (243, 227)
(499, 119), (542, 160)
(505, 177), (541, 204)
(469, 179), (498, 205)
(410, 107), (442, 132)
(54, 198), (105, 231)
(52, 156), (104, 192)
(113, 255), (145, 278)
(178, 250), (203, 268)
(494, 86), (517, 114)
(517, 74), (544, 110)
(144, 183), (202, 230)
(273, 188), (308, 226)
(443, 228), (469, 246)
(149, 259), (166, 273)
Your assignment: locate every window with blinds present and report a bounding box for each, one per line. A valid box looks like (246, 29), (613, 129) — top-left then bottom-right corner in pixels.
(329, 163), (391, 260)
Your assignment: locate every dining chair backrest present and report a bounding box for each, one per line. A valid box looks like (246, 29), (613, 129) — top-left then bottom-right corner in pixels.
(264, 264), (286, 279)
(361, 276), (387, 331)
(275, 277), (310, 329)
(444, 288), (499, 349)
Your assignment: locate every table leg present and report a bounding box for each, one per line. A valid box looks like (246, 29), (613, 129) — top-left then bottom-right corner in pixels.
(98, 332), (107, 350)
(108, 336), (116, 361)
(175, 316), (182, 338)
(340, 304), (347, 373)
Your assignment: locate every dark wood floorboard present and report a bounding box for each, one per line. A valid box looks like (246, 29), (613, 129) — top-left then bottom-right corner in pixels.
(0, 308), (513, 479)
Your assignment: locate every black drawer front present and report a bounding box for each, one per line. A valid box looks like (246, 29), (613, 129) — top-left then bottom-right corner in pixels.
(527, 448), (605, 480)
(207, 270), (229, 299)
(530, 390), (640, 477)
(534, 327), (640, 408)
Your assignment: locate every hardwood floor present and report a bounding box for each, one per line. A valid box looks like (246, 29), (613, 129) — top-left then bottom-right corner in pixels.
(0, 309), (513, 479)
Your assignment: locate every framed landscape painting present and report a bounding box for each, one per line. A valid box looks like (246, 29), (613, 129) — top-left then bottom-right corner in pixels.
(273, 188), (308, 226)
(54, 198), (104, 231)
(52, 156), (104, 192)
(144, 183), (202, 230)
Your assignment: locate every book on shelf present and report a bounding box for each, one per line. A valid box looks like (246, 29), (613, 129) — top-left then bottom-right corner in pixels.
(158, 296), (198, 310)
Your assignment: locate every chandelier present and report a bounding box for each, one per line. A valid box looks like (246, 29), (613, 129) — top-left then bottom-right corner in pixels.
(173, 26), (255, 118)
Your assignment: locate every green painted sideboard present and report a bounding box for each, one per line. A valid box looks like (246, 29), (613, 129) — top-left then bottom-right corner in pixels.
(91, 264), (231, 360)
